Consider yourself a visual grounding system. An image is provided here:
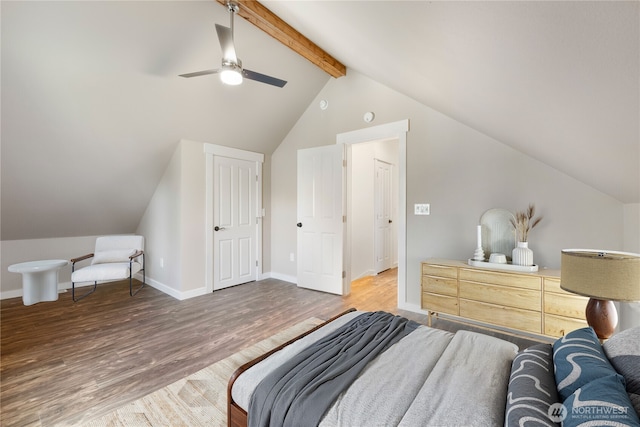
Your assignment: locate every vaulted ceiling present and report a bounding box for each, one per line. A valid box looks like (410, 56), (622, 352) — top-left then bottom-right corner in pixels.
(263, 0), (639, 204)
(2, 1), (638, 241)
(1, 1), (329, 240)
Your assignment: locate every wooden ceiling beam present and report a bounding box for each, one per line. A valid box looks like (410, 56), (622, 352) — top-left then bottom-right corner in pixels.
(216, 0), (346, 78)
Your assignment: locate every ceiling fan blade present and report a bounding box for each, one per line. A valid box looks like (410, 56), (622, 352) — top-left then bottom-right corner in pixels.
(215, 24), (237, 63)
(179, 69), (220, 78)
(242, 69), (287, 88)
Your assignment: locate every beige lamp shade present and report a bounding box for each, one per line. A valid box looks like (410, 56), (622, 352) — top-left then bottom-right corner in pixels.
(561, 250), (640, 302)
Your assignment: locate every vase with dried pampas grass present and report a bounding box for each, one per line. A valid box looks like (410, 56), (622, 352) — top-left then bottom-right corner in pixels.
(510, 204), (543, 266)
(510, 204), (543, 243)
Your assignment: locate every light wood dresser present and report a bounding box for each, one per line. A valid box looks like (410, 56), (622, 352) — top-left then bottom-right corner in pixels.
(421, 259), (589, 338)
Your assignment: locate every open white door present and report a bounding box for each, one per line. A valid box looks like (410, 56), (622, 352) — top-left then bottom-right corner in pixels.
(374, 158), (393, 273)
(297, 145), (345, 295)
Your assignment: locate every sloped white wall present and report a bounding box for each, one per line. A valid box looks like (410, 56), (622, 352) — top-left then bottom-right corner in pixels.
(136, 142), (183, 295)
(136, 139), (206, 299)
(1, 236), (100, 298)
(177, 140), (206, 295)
(0, 139), (207, 301)
(270, 70), (627, 311)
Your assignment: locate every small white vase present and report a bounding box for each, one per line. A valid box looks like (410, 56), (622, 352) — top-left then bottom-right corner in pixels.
(512, 241), (534, 266)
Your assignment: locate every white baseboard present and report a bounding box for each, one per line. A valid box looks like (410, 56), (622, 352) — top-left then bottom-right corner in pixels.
(0, 275), (200, 302)
(135, 274), (209, 301)
(266, 271), (297, 284)
(0, 288), (23, 300)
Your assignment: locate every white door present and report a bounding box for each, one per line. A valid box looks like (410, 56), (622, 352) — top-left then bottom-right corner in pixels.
(213, 156), (256, 290)
(297, 145), (345, 295)
(374, 159), (392, 273)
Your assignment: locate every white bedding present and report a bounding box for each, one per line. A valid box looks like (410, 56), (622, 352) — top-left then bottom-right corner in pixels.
(231, 311), (519, 426)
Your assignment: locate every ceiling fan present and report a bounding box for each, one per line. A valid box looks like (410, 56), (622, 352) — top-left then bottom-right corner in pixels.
(179, 2), (287, 88)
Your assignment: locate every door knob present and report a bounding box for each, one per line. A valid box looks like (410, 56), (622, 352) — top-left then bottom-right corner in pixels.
(297, 222), (302, 228)
(214, 226), (226, 231)
(388, 219), (393, 224)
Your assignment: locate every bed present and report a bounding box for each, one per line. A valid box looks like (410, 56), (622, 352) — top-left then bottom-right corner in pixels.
(228, 309), (640, 427)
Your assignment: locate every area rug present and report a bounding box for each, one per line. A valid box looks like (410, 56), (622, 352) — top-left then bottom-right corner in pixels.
(78, 317), (324, 427)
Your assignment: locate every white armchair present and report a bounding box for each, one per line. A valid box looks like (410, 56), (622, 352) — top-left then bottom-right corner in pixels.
(71, 235), (145, 301)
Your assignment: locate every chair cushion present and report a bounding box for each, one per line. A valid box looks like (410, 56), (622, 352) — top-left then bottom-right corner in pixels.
(72, 262), (142, 283)
(92, 249), (136, 265)
(94, 235), (144, 252)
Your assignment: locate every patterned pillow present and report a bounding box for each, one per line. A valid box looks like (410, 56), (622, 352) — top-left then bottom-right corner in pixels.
(504, 344), (560, 427)
(562, 373), (640, 426)
(553, 327), (617, 401)
(604, 326), (640, 417)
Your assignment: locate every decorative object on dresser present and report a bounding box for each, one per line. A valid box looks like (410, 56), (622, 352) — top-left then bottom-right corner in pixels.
(510, 203), (542, 266)
(560, 249), (640, 340)
(512, 241), (534, 266)
(471, 207), (538, 272)
(473, 224), (485, 261)
(479, 208), (516, 261)
(422, 259), (588, 338)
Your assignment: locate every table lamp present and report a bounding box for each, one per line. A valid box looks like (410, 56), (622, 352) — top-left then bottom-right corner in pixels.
(560, 249), (640, 340)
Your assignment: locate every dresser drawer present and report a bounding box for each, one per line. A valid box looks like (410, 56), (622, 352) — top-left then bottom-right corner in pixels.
(422, 292), (459, 316)
(459, 281), (541, 311)
(544, 277), (565, 294)
(422, 276), (458, 297)
(459, 268), (541, 290)
(422, 263), (458, 279)
(544, 292), (587, 320)
(459, 299), (542, 334)
(544, 314), (588, 337)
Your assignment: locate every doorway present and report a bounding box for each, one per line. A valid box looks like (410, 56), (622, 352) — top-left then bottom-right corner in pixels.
(337, 119), (409, 306)
(350, 143), (399, 280)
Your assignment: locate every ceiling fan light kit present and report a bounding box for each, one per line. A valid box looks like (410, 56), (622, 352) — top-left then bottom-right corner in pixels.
(179, 1), (287, 88)
(220, 62), (243, 85)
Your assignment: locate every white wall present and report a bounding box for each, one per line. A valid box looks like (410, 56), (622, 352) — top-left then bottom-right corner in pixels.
(136, 139), (207, 299)
(136, 142), (183, 295)
(620, 202), (640, 330)
(1, 236), (100, 298)
(178, 140), (206, 295)
(270, 70), (626, 311)
(1, 139), (208, 301)
(623, 203), (640, 252)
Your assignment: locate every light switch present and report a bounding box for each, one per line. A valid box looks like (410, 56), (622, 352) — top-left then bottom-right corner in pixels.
(414, 203), (430, 215)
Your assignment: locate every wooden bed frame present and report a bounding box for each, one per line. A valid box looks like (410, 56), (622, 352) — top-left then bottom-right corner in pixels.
(226, 308), (357, 427)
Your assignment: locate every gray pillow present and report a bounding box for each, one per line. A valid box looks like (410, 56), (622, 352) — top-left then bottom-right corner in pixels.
(604, 326), (640, 417)
(505, 343), (560, 427)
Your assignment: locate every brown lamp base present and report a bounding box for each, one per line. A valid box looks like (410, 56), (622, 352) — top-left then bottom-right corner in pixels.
(585, 298), (618, 340)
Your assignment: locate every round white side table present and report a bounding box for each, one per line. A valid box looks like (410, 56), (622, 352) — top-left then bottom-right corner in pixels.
(8, 259), (69, 305)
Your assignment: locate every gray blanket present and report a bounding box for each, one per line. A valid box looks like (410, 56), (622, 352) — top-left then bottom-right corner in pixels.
(248, 311), (419, 427)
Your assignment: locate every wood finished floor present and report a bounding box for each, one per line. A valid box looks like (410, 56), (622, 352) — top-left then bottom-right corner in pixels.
(1, 269), (544, 426)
